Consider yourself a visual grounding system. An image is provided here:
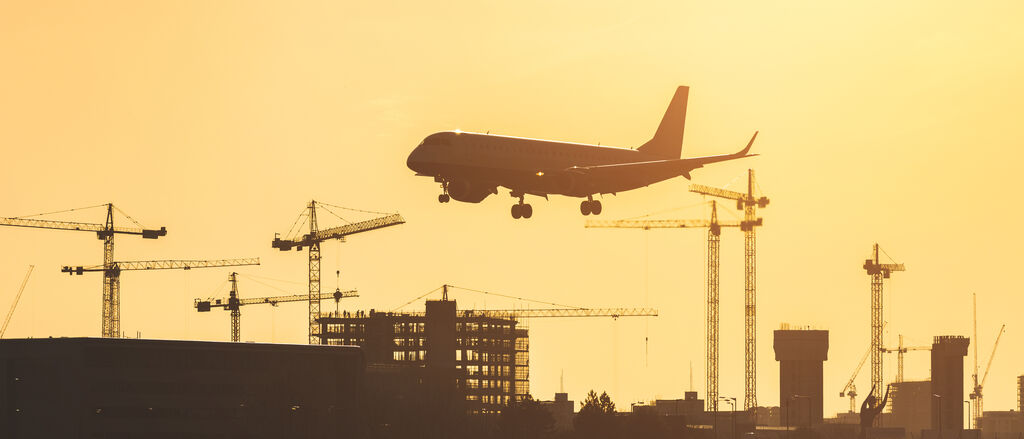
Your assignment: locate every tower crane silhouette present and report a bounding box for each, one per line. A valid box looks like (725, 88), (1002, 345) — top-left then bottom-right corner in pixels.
(1, 203), (166, 337)
(862, 243), (904, 401)
(273, 200), (404, 344)
(586, 201), (740, 411)
(195, 272), (358, 342)
(969, 293), (1006, 430)
(690, 169), (769, 409)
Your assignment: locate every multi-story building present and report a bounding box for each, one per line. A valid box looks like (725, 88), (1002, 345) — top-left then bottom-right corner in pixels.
(538, 392), (575, 432)
(979, 411), (1024, 439)
(890, 380), (932, 438)
(318, 298), (529, 414)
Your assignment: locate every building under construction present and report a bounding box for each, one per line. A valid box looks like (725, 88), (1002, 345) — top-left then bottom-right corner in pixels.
(317, 298), (529, 414)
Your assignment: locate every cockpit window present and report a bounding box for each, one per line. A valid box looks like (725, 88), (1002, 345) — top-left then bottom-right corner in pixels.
(423, 132), (454, 146)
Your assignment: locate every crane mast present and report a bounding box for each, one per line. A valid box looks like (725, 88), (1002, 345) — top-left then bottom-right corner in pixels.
(691, 169), (769, 410)
(862, 243), (904, 403)
(1, 203), (166, 337)
(969, 292), (1006, 432)
(586, 201), (739, 412)
(229, 273), (241, 342)
(707, 203), (721, 413)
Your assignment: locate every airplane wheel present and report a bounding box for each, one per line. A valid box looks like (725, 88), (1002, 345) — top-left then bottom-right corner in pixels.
(522, 204), (533, 219)
(511, 204), (522, 219)
(591, 200), (602, 215)
(580, 201), (591, 216)
(438, 194), (450, 203)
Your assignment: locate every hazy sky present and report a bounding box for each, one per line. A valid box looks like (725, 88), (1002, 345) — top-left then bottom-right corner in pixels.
(2, 1), (1024, 417)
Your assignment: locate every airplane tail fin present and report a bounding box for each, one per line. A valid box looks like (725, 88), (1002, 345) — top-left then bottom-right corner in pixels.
(638, 86), (688, 158)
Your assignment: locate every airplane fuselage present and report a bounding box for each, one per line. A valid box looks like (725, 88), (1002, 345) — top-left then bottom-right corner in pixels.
(407, 131), (680, 201)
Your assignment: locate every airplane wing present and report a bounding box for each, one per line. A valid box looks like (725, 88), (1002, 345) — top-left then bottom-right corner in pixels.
(566, 132), (758, 180)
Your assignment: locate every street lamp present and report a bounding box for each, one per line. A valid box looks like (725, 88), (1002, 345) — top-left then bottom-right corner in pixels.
(721, 396), (737, 439)
(787, 394), (810, 438)
(793, 395), (811, 430)
(932, 394), (943, 438)
(963, 400), (971, 430)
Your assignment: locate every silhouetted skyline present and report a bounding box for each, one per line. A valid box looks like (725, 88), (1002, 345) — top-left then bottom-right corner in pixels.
(1, 1), (1022, 418)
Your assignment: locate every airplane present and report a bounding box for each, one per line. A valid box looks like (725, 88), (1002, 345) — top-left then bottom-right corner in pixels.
(406, 86), (758, 219)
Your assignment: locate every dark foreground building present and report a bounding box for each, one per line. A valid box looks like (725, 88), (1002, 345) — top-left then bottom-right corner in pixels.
(0, 338), (364, 439)
(890, 380), (932, 438)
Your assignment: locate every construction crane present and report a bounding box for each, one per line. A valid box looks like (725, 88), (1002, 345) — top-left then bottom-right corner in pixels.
(62, 258), (259, 337)
(458, 307), (658, 319)
(1, 266), (34, 338)
(1, 203), (166, 337)
(840, 344), (871, 413)
(862, 243), (904, 401)
(273, 200), (405, 344)
(839, 322), (890, 413)
(882, 335), (930, 384)
(691, 169), (769, 409)
(586, 201), (740, 411)
(195, 272), (358, 342)
(969, 293), (1006, 430)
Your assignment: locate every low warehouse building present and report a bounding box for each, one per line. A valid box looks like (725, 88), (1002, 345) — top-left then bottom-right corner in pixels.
(0, 338), (364, 439)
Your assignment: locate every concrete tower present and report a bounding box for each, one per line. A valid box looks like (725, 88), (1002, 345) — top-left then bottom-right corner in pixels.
(774, 329), (828, 427)
(930, 336), (969, 433)
(425, 298), (456, 369)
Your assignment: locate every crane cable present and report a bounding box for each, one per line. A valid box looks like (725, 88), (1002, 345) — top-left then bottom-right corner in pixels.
(283, 206), (310, 240)
(391, 284), (583, 312)
(623, 200), (709, 221)
(12, 203), (109, 219)
(316, 201), (394, 216)
(236, 274), (299, 295)
(111, 205), (146, 228)
(317, 204), (352, 224)
(445, 285), (582, 309)
(391, 285), (445, 312)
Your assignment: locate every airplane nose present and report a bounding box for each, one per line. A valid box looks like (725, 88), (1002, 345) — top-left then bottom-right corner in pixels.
(407, 145), (426, 173)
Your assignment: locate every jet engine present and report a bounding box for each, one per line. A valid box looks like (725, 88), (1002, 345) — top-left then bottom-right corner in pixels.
(447, 178), (493, 203)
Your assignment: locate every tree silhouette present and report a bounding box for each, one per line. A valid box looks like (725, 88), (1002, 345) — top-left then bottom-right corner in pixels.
(498, 395), (556, 439)
(574, 390), (618, 439)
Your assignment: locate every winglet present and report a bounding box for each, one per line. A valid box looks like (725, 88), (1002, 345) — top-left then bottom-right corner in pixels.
(738, 131), (758, 156)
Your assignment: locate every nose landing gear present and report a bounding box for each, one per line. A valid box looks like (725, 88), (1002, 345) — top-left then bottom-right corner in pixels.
(580, 196), (602, 216)
(438, 180), (450, 203)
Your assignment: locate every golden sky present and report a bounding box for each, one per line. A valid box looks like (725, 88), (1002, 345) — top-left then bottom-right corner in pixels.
(2, 1), (1024, 416)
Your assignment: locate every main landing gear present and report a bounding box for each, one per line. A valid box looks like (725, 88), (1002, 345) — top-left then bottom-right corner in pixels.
(438, 180), (450, 203)
(510, 193), (533, 219)
(580, 196), (602, 216)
